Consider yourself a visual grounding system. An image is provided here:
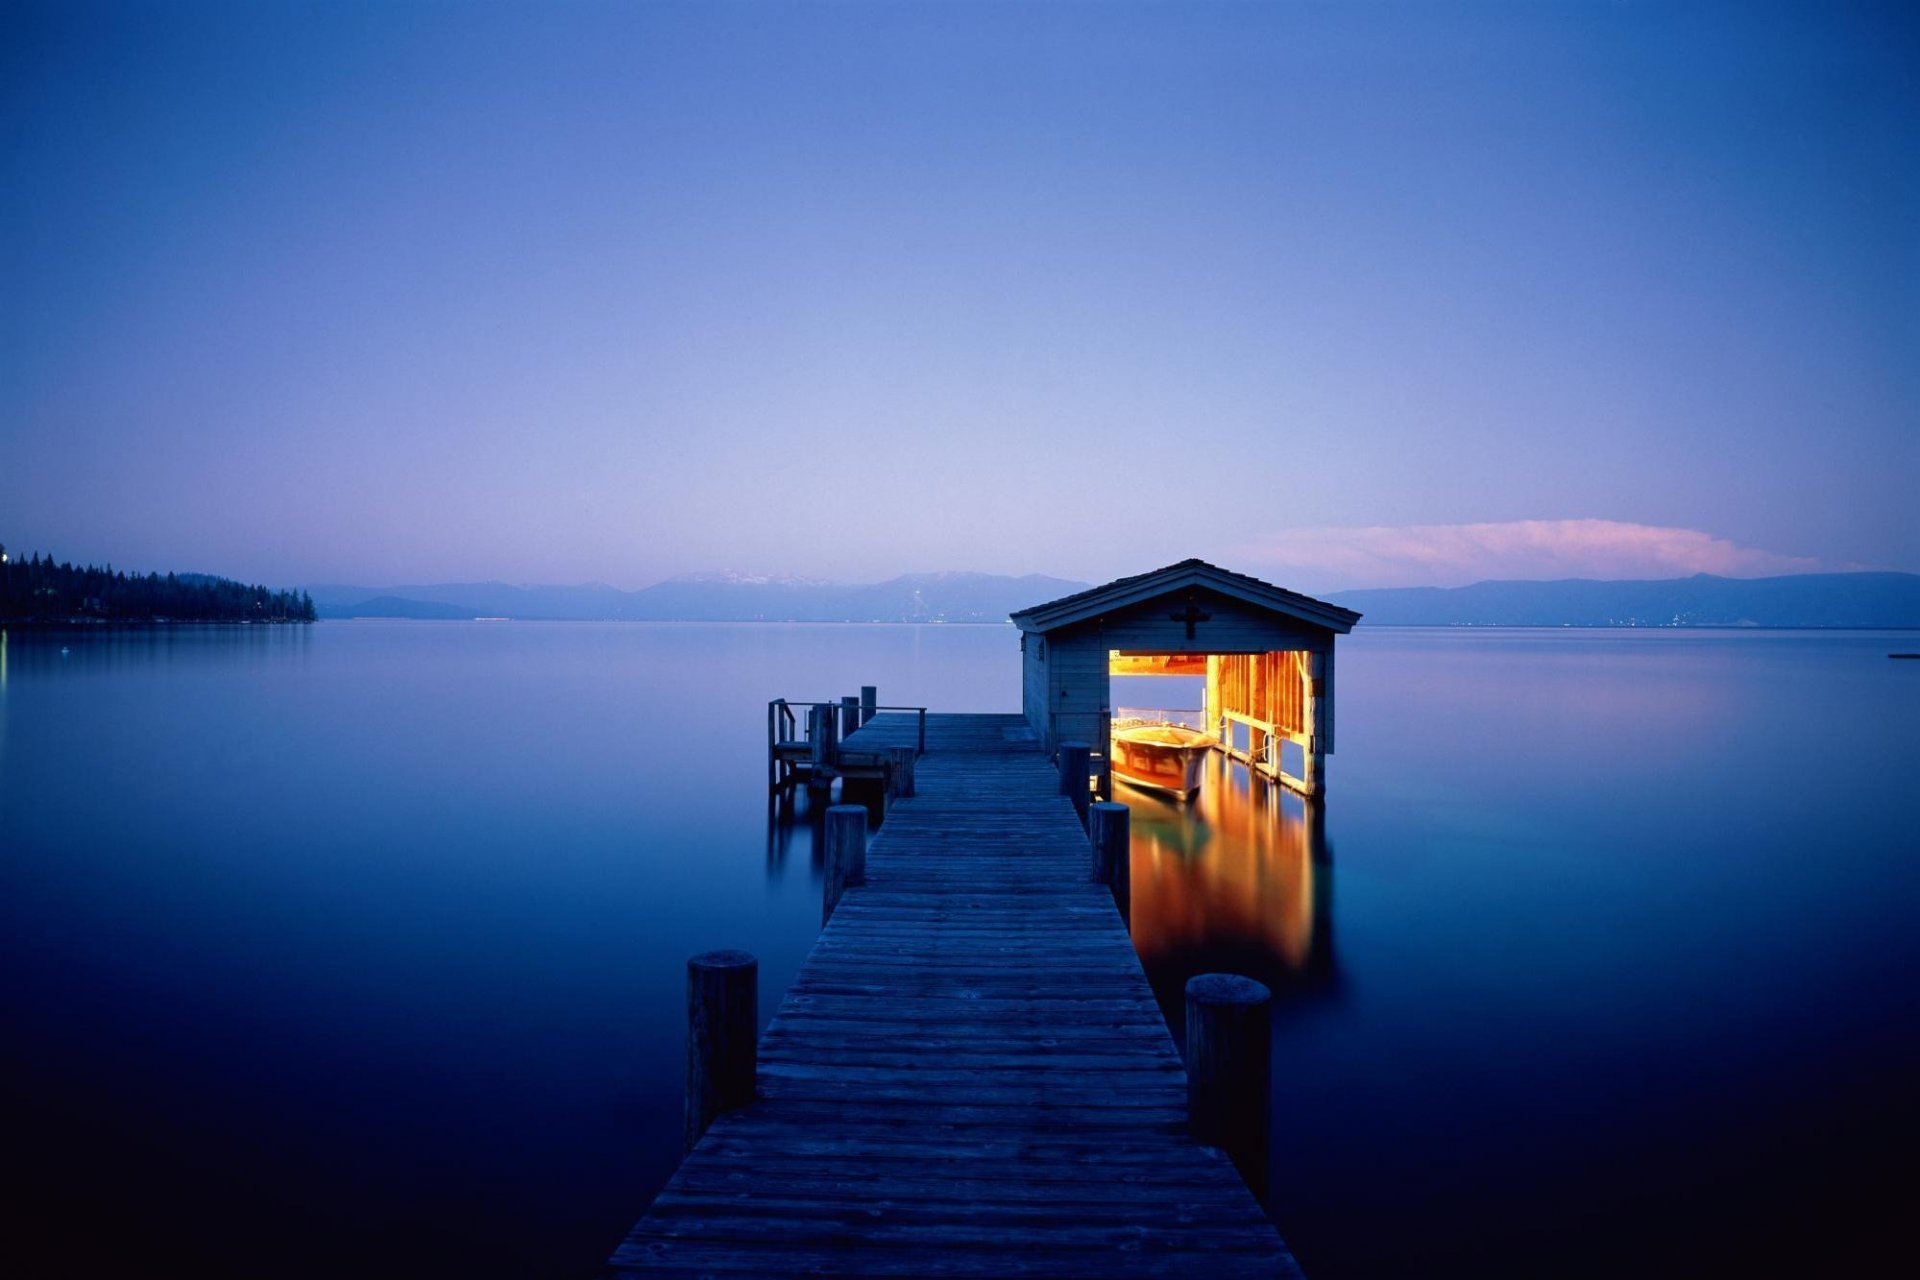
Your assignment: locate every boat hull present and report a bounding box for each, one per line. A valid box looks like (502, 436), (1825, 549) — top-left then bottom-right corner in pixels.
(1110, 725), (1211, 799)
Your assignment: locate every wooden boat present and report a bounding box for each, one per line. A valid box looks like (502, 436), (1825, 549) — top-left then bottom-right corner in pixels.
(1110, 721), (1211, 800)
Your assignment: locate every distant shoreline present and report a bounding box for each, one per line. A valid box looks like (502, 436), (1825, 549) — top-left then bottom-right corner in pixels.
(1, 617), (315, 629)
(297, 618), (1920, 632)
(1350, 622), (1920, 632)
(306, 569), (1919, 629)
(2, 553), (316, 625)
(11, 616), (1912, 633)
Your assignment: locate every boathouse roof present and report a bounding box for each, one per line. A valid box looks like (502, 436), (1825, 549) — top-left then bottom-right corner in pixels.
(1009, 558), (1361, 634)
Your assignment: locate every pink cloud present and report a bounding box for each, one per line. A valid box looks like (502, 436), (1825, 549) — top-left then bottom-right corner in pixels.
(1234, 520), (1824, 590)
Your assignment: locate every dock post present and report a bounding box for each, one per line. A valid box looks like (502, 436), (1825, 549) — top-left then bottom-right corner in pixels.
(684, 950), (757, 1154)
(807, 705), (837, 798)
(1305, 652), (1327, 796)
(823, 804), (868, 924)
(1185, 973), (1273, 1200)
(840, 695), (860, 740)
(886, 746), (916, 803)
(1089, 801), (1130, 924)
(767, 701), (779, 792)
(860, 685), (877, 727)
(1058, 741), (1091, 829)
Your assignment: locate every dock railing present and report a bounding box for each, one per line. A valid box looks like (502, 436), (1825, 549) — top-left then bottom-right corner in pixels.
(767, 697), (927, 791)
(1218, 708), (1312, 793)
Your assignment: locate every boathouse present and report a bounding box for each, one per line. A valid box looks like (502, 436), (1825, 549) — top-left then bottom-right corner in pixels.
(1011, 559), (1361, 795)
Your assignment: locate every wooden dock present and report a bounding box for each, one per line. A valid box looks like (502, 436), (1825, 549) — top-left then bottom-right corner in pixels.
(612, 712), (1302, 1278)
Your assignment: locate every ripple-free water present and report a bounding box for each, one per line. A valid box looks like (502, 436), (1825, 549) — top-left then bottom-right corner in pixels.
(4, 623), (1914, 1277)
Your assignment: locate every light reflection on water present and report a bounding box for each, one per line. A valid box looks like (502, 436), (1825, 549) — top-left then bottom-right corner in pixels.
(761, 734), (1339, 1034)
(1122, 753), (1336, 1030)
(5, 622), (1916, 1280)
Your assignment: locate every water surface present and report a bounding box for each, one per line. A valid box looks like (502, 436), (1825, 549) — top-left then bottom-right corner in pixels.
(3, 623), (1913, 1277)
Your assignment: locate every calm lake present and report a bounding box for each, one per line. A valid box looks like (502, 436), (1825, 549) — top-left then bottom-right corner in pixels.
(3, 623), (1915, 1278)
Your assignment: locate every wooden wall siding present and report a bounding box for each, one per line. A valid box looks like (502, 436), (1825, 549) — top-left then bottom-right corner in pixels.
(1047, 637), (1112, 755)
(1010, 561), (1358, 639)
(1049, 589), (1331, 655)
(1021, 642), (1050, 743)
(1319, 648), (1335, 755)
(1277, 652), (1307, 737)
(1206, 650), (1332, 793)
(1209, 653), (1307, 738)
(1023, 635), (1116, 755)
(1209, 650), (1308, 768)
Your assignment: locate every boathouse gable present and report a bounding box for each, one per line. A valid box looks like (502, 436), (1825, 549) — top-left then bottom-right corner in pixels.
(1040, 586), (1333, 653)
(1011, 559), (1359, 796)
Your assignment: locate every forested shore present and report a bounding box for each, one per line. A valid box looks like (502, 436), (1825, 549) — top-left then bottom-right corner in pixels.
(0, 544), (315, 624)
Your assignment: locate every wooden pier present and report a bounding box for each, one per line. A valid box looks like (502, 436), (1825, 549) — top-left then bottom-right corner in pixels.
(613, 712), (1302, 1278)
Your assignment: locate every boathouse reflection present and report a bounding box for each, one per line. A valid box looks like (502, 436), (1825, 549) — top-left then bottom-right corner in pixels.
(1124, 751), (1337, 1035)
(765, 746), (1336, 1030)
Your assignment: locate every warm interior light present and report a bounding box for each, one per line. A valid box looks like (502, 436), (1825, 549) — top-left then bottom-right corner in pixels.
(1109, 651), (1208, 676)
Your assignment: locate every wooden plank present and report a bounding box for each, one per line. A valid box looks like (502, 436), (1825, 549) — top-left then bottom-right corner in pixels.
(612, 713), (1303, 1278)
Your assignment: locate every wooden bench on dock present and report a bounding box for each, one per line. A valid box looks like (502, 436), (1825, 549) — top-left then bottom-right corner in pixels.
(616, 712), (1302, 1278)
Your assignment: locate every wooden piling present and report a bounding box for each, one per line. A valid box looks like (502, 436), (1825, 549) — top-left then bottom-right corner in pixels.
(860, 685), (877, 727)
(1089, 800), (1130, 924)
(1304, 652), (1327, 797)
(1058, 740), (1091, 829)
(823, 804), (868, 924)
(684, 950), (757, 1154)
(766, 700), (780, 791)
(1185, 973), (1273, 1200)
(807, 703), (836, 790)
(886, 745), (916, 802)
(839, 695), (860, 741)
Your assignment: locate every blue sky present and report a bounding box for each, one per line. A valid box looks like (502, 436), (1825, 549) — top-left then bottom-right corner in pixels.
(3, 1), (1914, 591)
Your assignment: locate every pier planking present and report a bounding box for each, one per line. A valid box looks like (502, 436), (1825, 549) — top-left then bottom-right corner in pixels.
(613, 713), (1301, 1278)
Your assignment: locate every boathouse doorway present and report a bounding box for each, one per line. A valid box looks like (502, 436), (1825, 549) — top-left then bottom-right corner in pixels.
(1111, 649), (1323, 792)
(1009, 560), (1360, 798)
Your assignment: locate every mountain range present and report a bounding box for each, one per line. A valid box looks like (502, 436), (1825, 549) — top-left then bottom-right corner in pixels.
(1324, 572), (1920, 628)
(306, 570), (1920, 628)
(306, 572), (1090, 623)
